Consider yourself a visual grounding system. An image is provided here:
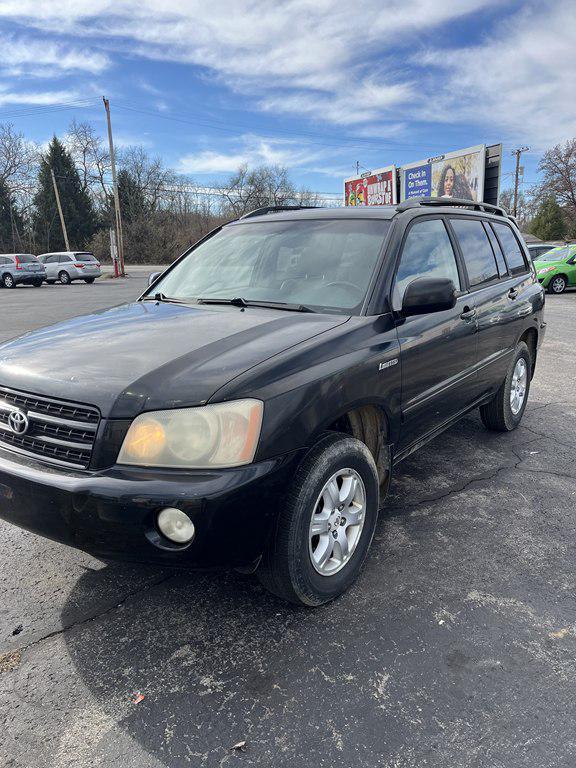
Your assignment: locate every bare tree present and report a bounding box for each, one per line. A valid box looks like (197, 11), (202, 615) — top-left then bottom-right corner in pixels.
(65, 120), (110, 206)
(538, 139), (576, 219)
(0, 123), (37, 192)
(218, 164), (320, 217)
(119, 146), (177, 211)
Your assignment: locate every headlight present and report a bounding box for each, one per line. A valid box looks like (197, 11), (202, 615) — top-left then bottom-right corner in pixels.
(118, 399), (263, 468)
(537, 266), (555, 275)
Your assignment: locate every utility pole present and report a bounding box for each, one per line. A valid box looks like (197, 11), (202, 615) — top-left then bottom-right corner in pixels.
(511, 146), (529, 218)
(103, 97), (125, 276)
(50, 168), (70, 251)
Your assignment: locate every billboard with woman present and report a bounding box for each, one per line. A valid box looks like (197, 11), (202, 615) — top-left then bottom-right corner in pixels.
(401, 145), (486, 202)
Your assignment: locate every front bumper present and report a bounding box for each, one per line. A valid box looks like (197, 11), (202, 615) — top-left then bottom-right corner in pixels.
(0, 447), (304, 567)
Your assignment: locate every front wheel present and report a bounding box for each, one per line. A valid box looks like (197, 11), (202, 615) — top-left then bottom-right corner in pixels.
(480, 341), (531, 431)
(2, 273), (16, 288)
(59, 271), (71, 285)
(548, 275), (567, 294)
(257, 433), (379, 606)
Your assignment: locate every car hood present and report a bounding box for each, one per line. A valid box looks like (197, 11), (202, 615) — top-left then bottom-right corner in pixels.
(0, 301), (349, 417)
(535, 261), (563, 270)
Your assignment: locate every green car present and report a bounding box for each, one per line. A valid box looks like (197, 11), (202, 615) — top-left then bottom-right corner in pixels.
(534, 244), (576, 294)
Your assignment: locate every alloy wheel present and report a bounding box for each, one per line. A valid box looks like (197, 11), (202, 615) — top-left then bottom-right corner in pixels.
(510, 357), (528, 415)
(309, 468), (366, 576)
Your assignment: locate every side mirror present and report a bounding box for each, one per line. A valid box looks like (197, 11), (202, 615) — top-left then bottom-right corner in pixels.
(402, 277), (457, 317)
(148, 271), (162, 286)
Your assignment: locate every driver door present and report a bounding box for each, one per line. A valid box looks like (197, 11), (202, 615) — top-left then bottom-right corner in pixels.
(394, 217), (478, 454)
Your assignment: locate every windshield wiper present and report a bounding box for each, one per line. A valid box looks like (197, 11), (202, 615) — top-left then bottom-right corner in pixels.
(196, 297), (315, 313)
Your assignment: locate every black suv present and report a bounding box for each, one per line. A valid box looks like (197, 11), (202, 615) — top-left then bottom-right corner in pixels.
(0, 198), (545, 605)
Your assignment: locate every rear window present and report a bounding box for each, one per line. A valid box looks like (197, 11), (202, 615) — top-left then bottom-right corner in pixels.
(450, 218), (498, 286)
(491, 223), (529, 276)
(74, 253), (97, 262)
(16, 254), (38, 263)
(537, 247), (571, 262)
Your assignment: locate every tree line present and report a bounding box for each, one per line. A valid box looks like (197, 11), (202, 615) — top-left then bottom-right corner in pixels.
(0, 121), (320, 265)
(0, 119), (574, 264)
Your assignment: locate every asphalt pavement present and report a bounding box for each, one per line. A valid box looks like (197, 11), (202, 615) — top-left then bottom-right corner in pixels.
(1, 279), (576, 768)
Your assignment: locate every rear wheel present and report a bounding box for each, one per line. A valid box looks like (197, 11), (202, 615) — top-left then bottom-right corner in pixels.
(480, 341), (531, 431)
(84, 277), (95, 284)
(548, 275), (567, 294)
(257, 433), (379, 606)
(59, 270), (71, 285)
(2, 273), (16, 289)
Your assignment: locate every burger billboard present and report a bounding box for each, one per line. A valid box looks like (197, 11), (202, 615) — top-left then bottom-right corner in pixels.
(344, 165), (397, 206)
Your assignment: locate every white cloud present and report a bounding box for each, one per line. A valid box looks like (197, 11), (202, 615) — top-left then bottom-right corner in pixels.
(0, 86), (80, 106)
(0, 35), (109, 77)
(0, 0), (573, 149)
(177, 134), (324, 174)
(413, 0), (576, 147)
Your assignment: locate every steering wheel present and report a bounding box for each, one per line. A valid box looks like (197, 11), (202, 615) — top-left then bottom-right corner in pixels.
(322, 281), (364, 302)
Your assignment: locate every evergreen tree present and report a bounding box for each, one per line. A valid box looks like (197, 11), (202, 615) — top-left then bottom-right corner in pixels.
(529, 196), (566, 240)
(33, 136), (98, 252)
(117, 168), (149, 223)
(0, 179), (24, 252)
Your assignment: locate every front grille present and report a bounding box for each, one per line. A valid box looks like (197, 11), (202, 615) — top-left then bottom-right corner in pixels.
(0, 385), (100, 469)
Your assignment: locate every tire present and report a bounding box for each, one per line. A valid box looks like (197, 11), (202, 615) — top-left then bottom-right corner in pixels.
(257, 433), (379, 606)
(32, 280), (43, 288)
(2, 273), (16, 289)
(480, 341), (531, 432)
(46, 280), (56, 285)
(84, 278), (95, 284)
(548, 275), (567, 294)
(59, 271), (71, 285)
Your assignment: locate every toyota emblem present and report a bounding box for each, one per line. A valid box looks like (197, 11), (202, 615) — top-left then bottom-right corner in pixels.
(8, 409), (29, 435)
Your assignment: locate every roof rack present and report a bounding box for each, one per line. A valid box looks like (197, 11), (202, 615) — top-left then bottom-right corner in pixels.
(240, 205), (322, 219)
(395, 196), (508, 217)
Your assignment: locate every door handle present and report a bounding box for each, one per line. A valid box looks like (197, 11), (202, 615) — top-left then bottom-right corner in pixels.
(460, 306), (476, 320)
(508, 288), (518, 300)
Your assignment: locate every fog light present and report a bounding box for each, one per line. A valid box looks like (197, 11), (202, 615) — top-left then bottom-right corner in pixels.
(157, 507), (195, 544)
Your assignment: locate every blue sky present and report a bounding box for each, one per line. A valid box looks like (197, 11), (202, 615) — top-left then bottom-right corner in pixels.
(0, 0), (573, 202)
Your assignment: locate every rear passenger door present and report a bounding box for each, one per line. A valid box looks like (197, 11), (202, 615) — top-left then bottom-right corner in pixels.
(448, 216), (533, 399)
(44, 255), (58, 280)
(393, 217), (478, 453)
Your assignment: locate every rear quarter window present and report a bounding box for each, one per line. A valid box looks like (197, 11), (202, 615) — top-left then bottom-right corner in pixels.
(491, 222), (529, 276)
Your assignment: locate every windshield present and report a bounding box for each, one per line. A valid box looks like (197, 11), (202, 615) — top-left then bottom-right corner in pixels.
(538, 247), (572, 262)
(74, 252), (97, 262)
(148, 219), (390, 314)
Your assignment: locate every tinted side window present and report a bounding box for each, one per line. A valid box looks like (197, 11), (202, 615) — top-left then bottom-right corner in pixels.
(58, 254), (70, 263)
(0, 257), (7, 265)
(450, 218), (498, 286)
(395, 218), (461, 303)
(492, 223), (528, 276)
(47, 255), (59, 264)
(483, 222), (508, 276)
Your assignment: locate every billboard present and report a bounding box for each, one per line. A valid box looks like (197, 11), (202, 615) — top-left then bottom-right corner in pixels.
(400, 145), (486, 202)
(344, 165), (397, 206)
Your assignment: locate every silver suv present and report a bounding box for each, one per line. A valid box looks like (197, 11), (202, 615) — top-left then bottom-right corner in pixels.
(0, 254), (46, 288)
(38, 251), (102, 285)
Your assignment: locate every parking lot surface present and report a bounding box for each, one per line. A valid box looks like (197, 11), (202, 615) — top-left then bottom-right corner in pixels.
(1, 281), (576, 768)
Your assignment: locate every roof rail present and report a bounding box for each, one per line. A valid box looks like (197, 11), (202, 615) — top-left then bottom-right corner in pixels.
(395, 196), (508, 217)
(240, 205), (322, 219)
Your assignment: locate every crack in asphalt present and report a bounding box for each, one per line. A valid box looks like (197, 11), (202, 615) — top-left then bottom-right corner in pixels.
(16, 572), (175, 653)
(387, 436), (576, 512)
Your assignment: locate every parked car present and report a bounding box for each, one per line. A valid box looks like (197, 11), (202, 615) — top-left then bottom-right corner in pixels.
(533, 244), (576, 294)
(0, 253), (46, 288)
(527, 242), (558, 261)
(38, 251), (102, 284)
(0, 199), (545, 605)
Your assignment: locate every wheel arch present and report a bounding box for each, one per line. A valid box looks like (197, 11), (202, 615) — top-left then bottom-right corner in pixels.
(518, 327), (538, 379)
(322, 403), (391, 492)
